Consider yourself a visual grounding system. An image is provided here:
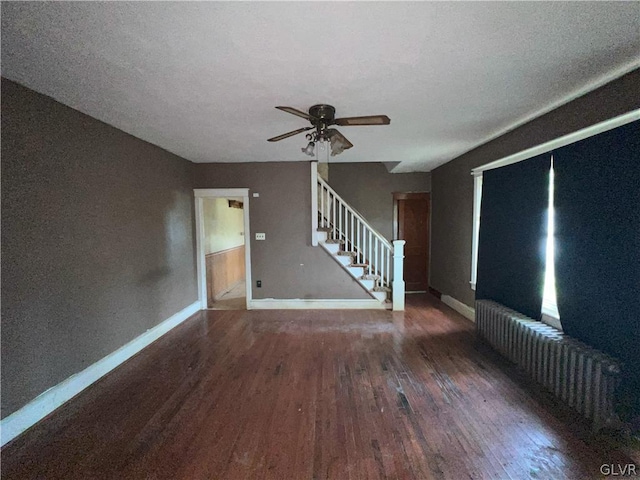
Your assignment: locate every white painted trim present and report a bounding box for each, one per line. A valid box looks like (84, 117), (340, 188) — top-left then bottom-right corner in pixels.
(441, 295), (475, 322)
(311, 161), (318, 247)
(392, 240), (406, 311)
(248, 299), (386, 310)
(243, 198), (252, 305)
(194, 196), (207, 309)
(193, 188), (252, 310)
(194, 188), (249, 198)
(471, 109), (640, 174)
(0, 301), (200, 447)
(470, 174), (483, 289)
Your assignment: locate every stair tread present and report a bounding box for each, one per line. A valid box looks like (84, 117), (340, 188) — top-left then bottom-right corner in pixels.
(372, 286), (391, 292)
(316, 223), (390, 306)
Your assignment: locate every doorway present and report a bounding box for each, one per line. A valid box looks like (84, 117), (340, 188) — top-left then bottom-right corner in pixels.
(194, 189), (252, 310)
(394, 192), (430, 292)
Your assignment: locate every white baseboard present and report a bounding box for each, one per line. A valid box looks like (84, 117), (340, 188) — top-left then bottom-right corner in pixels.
(249, 298), (385, 310)
(441, 295), (476, 322)
(0, 301), (201, 447)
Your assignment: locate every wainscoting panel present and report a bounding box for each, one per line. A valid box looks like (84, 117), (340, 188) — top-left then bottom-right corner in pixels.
(206, 245), (245, 306)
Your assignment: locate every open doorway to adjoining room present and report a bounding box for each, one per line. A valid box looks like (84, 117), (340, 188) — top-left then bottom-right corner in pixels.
(203, 197), (246, 309)
(194, 189), (251, 311)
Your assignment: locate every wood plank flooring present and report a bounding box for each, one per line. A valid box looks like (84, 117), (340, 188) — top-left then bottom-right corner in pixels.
(209, 281), (246, 311)
(2, 294), (638, 479)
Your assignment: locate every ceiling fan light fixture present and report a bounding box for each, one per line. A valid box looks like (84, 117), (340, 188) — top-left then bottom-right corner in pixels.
(302, 141), (315, 156)
(269, 104), (388, 156)
(326, 128), (353, 157)
(329, 135), (348, 156)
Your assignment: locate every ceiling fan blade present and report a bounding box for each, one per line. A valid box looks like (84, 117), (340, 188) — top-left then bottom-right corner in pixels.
(334, 115), (391, 126)
(326, 128), (353, 156)
(275, 106), (315, 121)
(267, 126), (313, 142)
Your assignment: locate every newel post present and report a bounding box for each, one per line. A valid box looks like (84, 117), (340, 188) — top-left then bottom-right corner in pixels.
(392, 240), (406, 311)
(311, 161), (318, 246)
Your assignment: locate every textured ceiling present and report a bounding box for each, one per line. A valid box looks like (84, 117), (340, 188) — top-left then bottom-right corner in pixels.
(2, 2), (639, 172)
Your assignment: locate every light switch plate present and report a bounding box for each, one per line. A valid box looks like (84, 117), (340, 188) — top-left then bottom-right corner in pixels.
(255, 233), (266, 240)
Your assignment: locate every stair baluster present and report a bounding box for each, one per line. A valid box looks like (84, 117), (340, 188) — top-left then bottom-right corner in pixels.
(315, 176), (405, 309)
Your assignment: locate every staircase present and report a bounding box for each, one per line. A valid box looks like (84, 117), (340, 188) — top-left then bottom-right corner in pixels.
(316, 228), (390, 305)
(311, 163), (405, 310)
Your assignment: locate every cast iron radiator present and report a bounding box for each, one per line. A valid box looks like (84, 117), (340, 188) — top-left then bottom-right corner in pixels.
(475, 300), (621, 430)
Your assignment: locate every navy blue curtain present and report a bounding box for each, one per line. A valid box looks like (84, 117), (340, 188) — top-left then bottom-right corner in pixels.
(476, 153), (550, 319)
(554, 120), (640, 417)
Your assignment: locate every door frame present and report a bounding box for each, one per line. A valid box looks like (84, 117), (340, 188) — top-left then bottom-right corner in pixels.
(393, 192), (431, 292)
(194, 188), (252, 310)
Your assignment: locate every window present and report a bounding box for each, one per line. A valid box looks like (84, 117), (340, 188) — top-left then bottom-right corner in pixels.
(469, 111), (640, 328)
(541, 159), (561, 328)
(470, 174), (482, 290)
(471, 163), (560, 326)
(541, 159), (559, 316)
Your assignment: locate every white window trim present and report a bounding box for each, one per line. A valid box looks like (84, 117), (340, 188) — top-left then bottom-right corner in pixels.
(470, 173), (482, 290)
(471, 109), (639, 176)
(469, 109), (639, 324)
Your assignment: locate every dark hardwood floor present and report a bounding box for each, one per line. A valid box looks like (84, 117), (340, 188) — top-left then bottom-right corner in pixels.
(2, 295), (637, 479)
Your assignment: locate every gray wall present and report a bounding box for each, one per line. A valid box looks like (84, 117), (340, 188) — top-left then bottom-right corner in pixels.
(1, 79), (198, 418)
(430, 69), (640, 308)
(328, 162), (431, 241)
(192, 162), (371, 300)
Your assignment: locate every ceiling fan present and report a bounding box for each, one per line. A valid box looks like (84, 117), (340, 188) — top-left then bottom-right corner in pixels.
(267, 104), (390, 157)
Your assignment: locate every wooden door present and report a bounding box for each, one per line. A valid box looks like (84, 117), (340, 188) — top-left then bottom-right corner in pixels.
(395, 193), (430, 292)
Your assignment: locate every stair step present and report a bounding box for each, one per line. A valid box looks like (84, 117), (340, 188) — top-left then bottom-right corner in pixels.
(315, 230), (328, 242)
(347, 266), (365, 277)
(372, 286), (391, 293)
(322, 242), (341, 255)
(361, 274), (380, 281)
(359, 279), (376, 290)
(371, 291), (388, 302)
(315, 226), (389, 306)
(336, 255), (352, 266)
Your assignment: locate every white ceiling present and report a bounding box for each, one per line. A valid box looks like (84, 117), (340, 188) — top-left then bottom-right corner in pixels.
(2, 2), (639, 172)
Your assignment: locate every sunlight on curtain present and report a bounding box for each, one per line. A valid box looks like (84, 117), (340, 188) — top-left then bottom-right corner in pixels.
(542, 158), (560, 320)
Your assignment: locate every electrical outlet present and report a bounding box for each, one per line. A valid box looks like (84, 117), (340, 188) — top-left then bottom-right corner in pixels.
(255, 233), (266, 240)
(256, 280), (262, 288)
